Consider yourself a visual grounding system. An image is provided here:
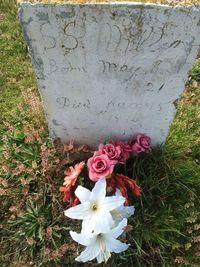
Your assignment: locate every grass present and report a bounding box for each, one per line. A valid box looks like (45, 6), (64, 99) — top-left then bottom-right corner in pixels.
(0, 1), (200, 266)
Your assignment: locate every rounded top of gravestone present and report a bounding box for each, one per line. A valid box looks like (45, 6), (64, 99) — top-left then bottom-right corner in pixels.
(17, 0), (200, 6)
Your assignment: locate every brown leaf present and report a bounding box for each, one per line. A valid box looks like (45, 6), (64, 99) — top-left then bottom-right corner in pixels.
(13, 163), (26, 176)
(9, 206), (18, 213)
(26, 237), (36, 246)
(22, 186), (29, 196)
(63, 142), (74, 152)
(60, 158), (73, 166)
(3, 151), (10, 160)
(44, 248), (51, 256)
(20, 178), (29, 186)
(174, 256), (184, 264)
(123, 224), (133, 233)
(0, 188), (7, 195)
(2, 165), (9, 173)
(0, 178), (8, 188)
(32, 161), (37, 169)
(77, 144), (90, 152)
(193, 236), (200, 243)
(46, 226), (53, 240)
(3, 121), (15, 131)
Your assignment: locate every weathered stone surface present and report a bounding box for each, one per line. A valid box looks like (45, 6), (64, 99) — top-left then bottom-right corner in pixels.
(19, 3), (200, 147)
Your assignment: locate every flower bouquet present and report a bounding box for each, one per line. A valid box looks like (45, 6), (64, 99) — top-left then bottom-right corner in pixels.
(59, 133), (151, 263)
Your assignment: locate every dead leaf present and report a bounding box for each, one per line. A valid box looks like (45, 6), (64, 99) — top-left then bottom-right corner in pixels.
(63, 142), (74, 152)
(0, 178), (8, 188)
(174, 256), (184, 263)
(0, 188), (7, 195)
(60, 158), (73, 166)
(26, 237), (36, 246)
(32, 161), (37, 169)
(20, 178), (29, 186)
(22, 186), (29, 196)
(9, 206), (18, 213)
(46, 226), (53, 240)
(123, 224), (133, 233)
(13, 163), (26, 176)
(193, 236), (200, 243)
(77, 144), (90, 152)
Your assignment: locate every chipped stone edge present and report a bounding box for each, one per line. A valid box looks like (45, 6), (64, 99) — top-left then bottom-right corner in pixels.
(17, 0), (200, 7)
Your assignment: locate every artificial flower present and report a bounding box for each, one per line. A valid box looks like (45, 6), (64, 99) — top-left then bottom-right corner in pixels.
(110, 140), (132, 162)
(59, 186), (71, 202)
(129, 133), (151, 154)
(63, 161), (85, 186)
(60, 161), (85, 204)
(111, 189), (135, 225)
(98, 143), (121, 162)
(107, 174), (141, 205)
(87, 152), (116, 181)
(64, 177), (125, 234)
(70, 218), (129, 263)
(117, 174), (141, 197)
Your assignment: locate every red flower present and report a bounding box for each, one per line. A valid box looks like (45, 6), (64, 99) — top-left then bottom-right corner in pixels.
(109, 174), (141, 205)
(115, 174), (129, 205)
(117, 174), (141, 197)
(59, 186), (72, 202)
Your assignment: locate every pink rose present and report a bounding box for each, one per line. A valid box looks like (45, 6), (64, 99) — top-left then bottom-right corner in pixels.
(98, 143), (121, 163)
(129, 133), (151, 155)
(87, 151), (115, 181)
(110, 140), (132, 162)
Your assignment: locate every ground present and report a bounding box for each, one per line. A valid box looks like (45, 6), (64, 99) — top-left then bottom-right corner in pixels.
(0, 1), (200, 267)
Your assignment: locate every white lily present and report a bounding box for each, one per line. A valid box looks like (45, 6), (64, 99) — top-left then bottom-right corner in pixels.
(70, 218), (129, 263)
(64, 177), (125, 234)
(111, 189), (135, 225)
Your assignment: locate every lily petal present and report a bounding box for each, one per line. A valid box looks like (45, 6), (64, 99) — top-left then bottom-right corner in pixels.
(94, 209), (114, 234)
(96, 250), (111, 263)
(75, 242), (99, 262)
(124, 206), (135, 217)
(75, 186), (91, 203)
(111, 218), (127, 238)
(64, 202), (90, 219)
(70, 231), (93, 246)
(81, 209), (114, 234)
(90, 177), (106, 202)
(105, 236), (129, 253)
(104, 196), (125, 211)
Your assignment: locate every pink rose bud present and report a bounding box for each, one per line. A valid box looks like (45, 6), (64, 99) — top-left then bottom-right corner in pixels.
(87, 151), (116, 181)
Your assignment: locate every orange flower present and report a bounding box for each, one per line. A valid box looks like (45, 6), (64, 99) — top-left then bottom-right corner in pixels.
(63, 161), (85, 186)
(60, 161), (85, 204)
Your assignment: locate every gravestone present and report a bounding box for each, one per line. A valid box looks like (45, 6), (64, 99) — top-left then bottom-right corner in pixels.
(19, 1), (200, 147)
